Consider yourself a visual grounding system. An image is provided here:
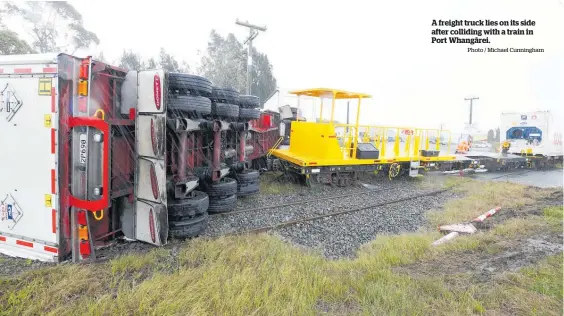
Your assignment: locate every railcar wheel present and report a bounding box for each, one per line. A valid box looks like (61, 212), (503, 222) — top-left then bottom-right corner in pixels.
(388, 163), (401, 180)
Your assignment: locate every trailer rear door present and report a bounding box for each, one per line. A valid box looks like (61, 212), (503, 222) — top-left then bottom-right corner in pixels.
(0, 56), (60, 261)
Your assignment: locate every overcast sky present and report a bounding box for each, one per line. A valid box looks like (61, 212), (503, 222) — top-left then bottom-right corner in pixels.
(61, 0), (564, 132)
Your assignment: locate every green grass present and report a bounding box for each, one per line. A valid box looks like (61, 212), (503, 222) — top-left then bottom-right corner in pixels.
(0, 180), (562, 315)
(543, 205), (564, 232)
(426, 177), (549, 228)
(258, 172), (297, 195)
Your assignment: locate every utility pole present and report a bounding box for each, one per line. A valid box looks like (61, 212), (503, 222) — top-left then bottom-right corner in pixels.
(235, 19), (267, 95)
(464, 96), (479, 126)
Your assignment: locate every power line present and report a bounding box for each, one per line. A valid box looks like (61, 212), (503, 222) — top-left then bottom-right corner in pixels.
(235, 19), (267, 95)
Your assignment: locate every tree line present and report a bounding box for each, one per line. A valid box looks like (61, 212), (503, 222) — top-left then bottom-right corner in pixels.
(0, 1), (277, 106)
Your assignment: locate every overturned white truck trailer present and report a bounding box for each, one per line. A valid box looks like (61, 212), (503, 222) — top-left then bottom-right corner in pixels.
(0, 53), (225, 262)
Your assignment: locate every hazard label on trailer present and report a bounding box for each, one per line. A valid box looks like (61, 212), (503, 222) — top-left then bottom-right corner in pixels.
(44, 194), (52, 208)
(1, 194), (23, 230)
(44, 114), (52, 128)
(38, 78), (52, 96)
(0, 83), (23, 122)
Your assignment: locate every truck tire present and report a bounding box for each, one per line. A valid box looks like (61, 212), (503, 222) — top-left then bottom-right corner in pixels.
(239, 95), (260, 108)
(238, 108), (260, 120)
(204, 177), (237, 198)
(212, 102), (239, 119)
(168, 95), (212, 115)
(168, 190), (209, 219)
(208, 194), (237, 213)
(168, 73), (212, 96)
(236, 169), (259, 183)
(238, 182), (259, 196)
(168, 213), (209, 239)
(211, 87), (240, 104)
(235, 170), (260, 196)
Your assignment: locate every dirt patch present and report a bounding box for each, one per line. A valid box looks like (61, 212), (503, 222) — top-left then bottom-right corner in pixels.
(0, 254), (56, 278)
(395, 233), (562, 283)
(0, 236), (187, 278)
(394, 190), (563, 283)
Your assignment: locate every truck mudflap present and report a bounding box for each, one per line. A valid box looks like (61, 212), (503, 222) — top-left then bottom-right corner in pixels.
(129, 69), (168, 246)
(134, 201), (168, 246)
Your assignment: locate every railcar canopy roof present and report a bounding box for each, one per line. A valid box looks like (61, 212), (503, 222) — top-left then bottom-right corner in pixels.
(288, 88), (372, 99)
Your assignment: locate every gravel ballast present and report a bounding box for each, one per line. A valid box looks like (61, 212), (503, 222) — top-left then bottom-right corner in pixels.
(275, 191), (459, 259)
(203, 180), (446, 238)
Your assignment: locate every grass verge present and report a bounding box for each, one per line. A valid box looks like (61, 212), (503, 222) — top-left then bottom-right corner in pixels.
(426, 176), (551, 227)
(0, 180), (562, 315)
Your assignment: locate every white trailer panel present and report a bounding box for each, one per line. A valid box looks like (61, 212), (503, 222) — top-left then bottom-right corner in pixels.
(0, 57), (60, 262)
(132, 69), (168, 246)
(500, 111), (563, 157)
(137, 70), (165, 114)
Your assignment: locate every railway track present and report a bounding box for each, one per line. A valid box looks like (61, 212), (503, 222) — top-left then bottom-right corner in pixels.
(490, 170), (532, 179)
(210, 185), (399, 218)
(210, 188), (449, 237)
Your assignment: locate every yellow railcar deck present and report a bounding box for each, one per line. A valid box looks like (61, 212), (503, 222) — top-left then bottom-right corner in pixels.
(272, 88), (458, 171)
(271, 148), (456, 168)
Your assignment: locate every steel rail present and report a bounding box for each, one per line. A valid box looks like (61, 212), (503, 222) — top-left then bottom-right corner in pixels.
(221, 189), (449, 236)
(210, 186), (399, 217)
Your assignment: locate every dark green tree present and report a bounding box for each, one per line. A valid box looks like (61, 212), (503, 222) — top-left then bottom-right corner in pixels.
(247, 47), (277, 107)
(3, 1), (99, 53)
(156, 48), (190, 73)
(118, 48), (190, 73)
(199, 29), (277, 107)
(0, 29), (34, 54)
(0, 5), (34, 54)
(146, 57), (158, 69)
(93, 51), (107, 63)
(118, 50), (146, 71)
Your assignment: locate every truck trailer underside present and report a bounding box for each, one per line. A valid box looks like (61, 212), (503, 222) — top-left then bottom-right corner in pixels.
(0, 53), (280, 262)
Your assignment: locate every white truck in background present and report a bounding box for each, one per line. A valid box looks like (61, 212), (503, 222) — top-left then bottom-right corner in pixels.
(500, 111), (563, 157)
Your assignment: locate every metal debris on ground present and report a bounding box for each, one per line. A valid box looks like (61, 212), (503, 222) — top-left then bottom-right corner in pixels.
(432, 206), (502, 246)
(472, 207), (502, 222)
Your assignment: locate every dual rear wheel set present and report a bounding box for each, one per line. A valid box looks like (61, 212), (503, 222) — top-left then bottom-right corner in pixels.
(165, 73), (261, 239)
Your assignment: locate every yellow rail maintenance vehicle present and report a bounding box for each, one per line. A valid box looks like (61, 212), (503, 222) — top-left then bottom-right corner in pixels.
(269, 88), (459, 186)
